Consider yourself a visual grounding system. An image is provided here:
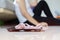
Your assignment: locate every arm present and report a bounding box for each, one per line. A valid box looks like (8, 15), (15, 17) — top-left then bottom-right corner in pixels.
(16, 0), (39, 25)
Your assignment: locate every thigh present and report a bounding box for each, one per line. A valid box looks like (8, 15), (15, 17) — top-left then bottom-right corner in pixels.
(42, 1), (54, 18)
(33, 1), (43, 16)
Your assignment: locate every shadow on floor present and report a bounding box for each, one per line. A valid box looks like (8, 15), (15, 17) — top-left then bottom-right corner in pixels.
(4, 19), (19, 26)
(3, 18), (60, 26)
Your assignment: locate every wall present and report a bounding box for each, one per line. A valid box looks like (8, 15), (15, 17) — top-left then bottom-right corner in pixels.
(8, 0), (14, 2)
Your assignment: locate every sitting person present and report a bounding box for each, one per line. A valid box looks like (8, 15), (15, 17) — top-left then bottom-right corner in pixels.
(14, 0), (60, 28)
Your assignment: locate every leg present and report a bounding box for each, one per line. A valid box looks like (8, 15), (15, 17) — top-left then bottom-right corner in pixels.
(33, 1), (53, 22)
(33, 1), (60, 25)
(42, 1), (54, 18)
(33, 1), (43, 17)
(33, 1), (47, 22)
(34, 0), (54, 18)
(42, 1), (60, 24)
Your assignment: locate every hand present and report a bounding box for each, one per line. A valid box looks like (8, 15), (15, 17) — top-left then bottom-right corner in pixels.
(36, 22), (48, 27)
(36, 22), (48, 31)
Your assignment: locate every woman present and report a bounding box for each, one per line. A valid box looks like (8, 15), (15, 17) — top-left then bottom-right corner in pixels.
(14, 0), (60, 27)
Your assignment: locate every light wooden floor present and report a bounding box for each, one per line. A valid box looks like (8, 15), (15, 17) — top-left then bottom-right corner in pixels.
(0, 26), (60, 40)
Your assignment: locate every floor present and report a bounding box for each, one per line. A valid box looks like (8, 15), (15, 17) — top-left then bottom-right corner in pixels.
(0, 26), (60, 40)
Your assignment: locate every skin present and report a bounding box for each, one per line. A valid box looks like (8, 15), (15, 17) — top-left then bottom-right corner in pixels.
(16, 0), (48, 27)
